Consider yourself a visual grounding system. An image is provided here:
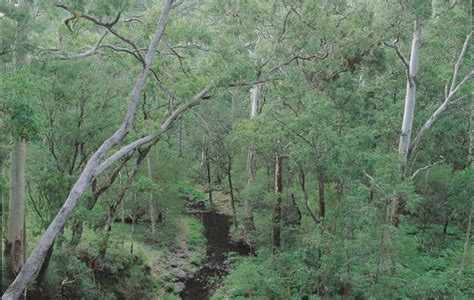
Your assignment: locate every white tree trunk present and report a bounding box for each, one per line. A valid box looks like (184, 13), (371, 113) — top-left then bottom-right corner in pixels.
(2, 2), (175, 298)
(246, 84), (260, 184)
(398, 21), (422, 170)
(5, 140), (26, 276)
(146, 155), (156, 235)
(244, 84), (261, 233)
(410, 32), (473, 157)
(5, 0), (29, 279)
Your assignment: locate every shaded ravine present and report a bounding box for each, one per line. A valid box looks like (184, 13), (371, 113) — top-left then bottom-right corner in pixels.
(180, 210), (249, 300)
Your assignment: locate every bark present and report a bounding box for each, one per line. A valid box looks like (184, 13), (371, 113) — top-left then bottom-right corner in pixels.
(443, 217), (449, 237)
(317, 170), (325, 219)
(99, 147), (151, 260)
(290, 193), (302, 225)
(146, 155), (156, 235)
(227, 162), (237, 228)
(244, 84), (261, 234)
(31, 243), (54, 299)
(121, 188), (125, 248)
(2, 2), (175, 298)
(398, 21), (422, 172)
(272, 154), (283, 253)
(410, 32), (472, 161)
(5, 140), (26, 277)
(130, 193), (137, 254)
(205, 148), (213, 205)
(69, 220), (83, 247)
(98, 207), (116, 261)
(298, 170), (319, 224)
(4, 0), (29, 282)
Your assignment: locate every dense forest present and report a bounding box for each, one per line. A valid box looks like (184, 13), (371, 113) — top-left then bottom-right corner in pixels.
(0, 0), (473, 299)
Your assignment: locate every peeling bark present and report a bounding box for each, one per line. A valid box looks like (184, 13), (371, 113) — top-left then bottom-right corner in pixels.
(5, 140), (26, 277)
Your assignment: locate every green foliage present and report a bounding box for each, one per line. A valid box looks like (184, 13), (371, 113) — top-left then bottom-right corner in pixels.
(177, 180), (208, 207)
(2, 0), (472, 299)
(216, 249), (313, 299)
(1, 70), (40, 140)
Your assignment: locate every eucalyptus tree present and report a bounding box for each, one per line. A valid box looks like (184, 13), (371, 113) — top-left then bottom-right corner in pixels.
(0, 0), (39, 279)
(2, 0), (207, 297)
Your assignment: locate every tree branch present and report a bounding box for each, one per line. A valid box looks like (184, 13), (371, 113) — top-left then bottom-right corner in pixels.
(383, 38), (409, 78)
(2, 1), (175, 298)
(94, 84), (214, 177)
(410, 156), (445, 180)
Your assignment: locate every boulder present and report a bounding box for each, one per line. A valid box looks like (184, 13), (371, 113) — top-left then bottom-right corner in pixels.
(171, 268), (187, 280)
(174, 282), (185, 294)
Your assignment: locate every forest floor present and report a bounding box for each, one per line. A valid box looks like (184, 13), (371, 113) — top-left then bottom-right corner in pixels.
(110, 217), (206, 298)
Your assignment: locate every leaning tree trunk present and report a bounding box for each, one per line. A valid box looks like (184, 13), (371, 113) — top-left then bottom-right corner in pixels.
(272, 154), (283, 253)
(2, 2), (176, 297)
(5, 140), (26, 277)
(146, 155), (156, 235)
(398, 21), (422, 173)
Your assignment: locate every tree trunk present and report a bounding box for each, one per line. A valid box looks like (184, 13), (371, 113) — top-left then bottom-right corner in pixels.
(146, 155), (156, 235)
(205, 148), (213, 205)
(244, 84), (261, 235)
(398, 21), (422, 172)
(298, 170), (319, 224)
(5, 140), (26, 277)
(32, 243), (54, 299)
(272, 154), (283, 253)
(410, 32), (472, 158)
(130, 192), (137, 255)
(70, 220), (83, 247)
(98, 205), (117, 261)
(317, 170), (325, 219)
(5, 0), (29, 281)
(460, 206), (473, 273)
(2, 4), (176, 296)
(227, 162), (237, 228)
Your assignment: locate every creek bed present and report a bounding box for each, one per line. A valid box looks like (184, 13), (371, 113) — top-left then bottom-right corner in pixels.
(180, 210), (249, 300)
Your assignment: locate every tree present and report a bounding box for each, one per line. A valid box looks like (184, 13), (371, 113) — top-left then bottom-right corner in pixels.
(2, 1), (183, 297)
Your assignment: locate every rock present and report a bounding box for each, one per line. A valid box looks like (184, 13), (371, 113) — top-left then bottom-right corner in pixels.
(170, 257), (179, 267)
(179, 252), (188, 258)
(171, 268), (187, 280)
(174, 282), (185, 294)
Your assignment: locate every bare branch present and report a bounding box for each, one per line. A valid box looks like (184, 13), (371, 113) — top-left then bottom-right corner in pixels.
(450, 31), (472, 93)
(410, 156), (445, 180)
(409, 31), (473, 158)
(383, 38), (409, 77)
(60, 31), (109, 60)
